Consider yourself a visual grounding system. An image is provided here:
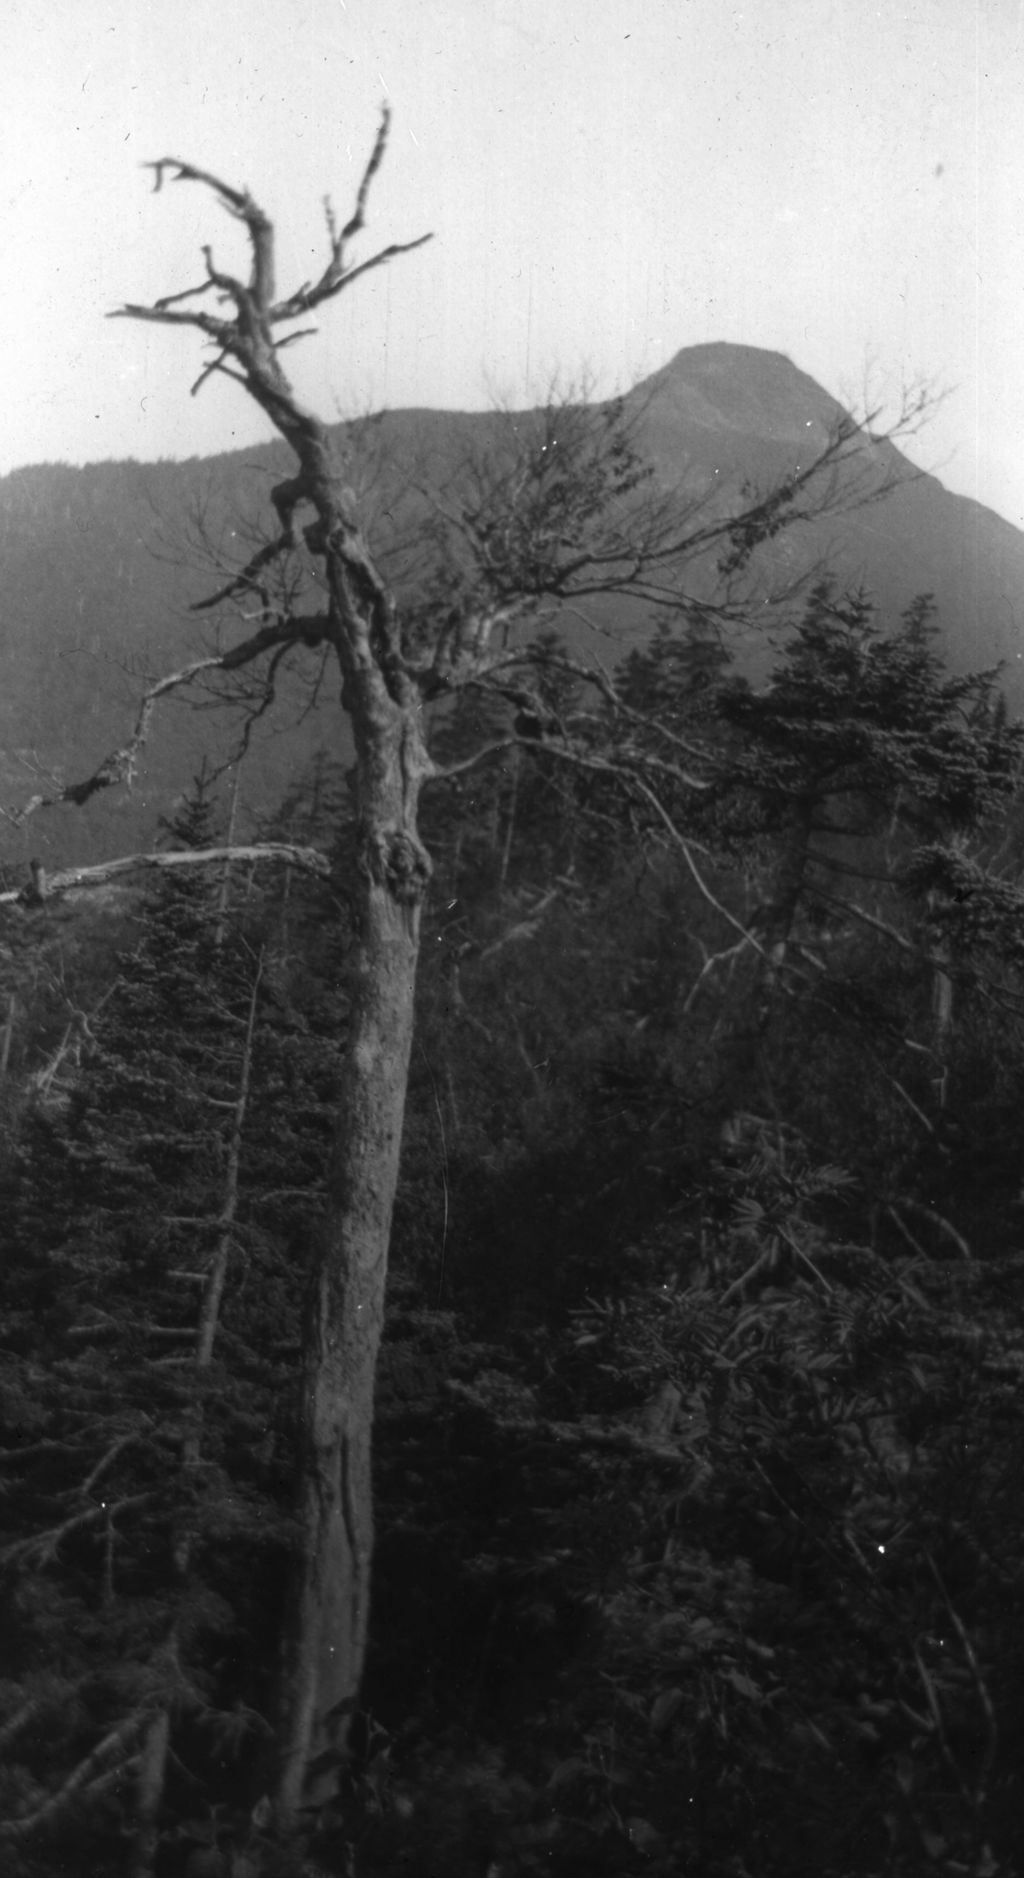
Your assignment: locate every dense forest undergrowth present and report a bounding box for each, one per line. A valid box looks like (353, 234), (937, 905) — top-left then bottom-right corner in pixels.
(3, 588), (1024, 1876)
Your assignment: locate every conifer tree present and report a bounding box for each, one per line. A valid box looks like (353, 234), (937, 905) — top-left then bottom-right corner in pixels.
(709, 583), (1021, 983)
(0, 782), (334, 1872)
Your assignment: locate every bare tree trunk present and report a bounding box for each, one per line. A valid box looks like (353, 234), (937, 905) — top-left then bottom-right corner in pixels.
(930, 935), (953, 1110)
(276, 706), (428, 1821)
(715, 796), (815, 1131)
(214, 761), (244, 949)
(756, 793), (815, 1003)
(932, 945), (953, 1045)
(497, 750), (520, 899)
(130, 1709), (170, 1878)
(0, 994), (14, 1080)
(196, 952), (264, 1372)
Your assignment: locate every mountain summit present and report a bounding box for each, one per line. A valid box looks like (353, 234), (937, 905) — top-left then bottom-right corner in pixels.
(632, 341), (842, 446)
(622, 343), (1024, 692)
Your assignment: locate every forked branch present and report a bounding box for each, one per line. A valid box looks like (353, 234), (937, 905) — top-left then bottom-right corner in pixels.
(116, 108), (432, 350)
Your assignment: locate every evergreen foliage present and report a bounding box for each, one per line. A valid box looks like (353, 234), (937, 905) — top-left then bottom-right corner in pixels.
(0, 782), (337, 1874)
(6, 596), (1024, 1875)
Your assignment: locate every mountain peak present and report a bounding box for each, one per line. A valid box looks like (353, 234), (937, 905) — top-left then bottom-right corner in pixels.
(660, 339), (797, 373)
(631, 341), (845, 445)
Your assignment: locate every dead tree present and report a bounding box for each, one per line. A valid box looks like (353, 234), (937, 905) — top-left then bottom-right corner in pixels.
(9, 107), (936, 1841)
(106, 113), (441, 1827)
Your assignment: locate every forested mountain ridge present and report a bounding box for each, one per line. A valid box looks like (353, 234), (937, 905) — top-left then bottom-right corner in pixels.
(2, 342), (1022, 872)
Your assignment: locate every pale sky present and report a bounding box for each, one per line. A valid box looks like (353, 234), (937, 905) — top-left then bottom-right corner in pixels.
(1, 0), (1022, 523)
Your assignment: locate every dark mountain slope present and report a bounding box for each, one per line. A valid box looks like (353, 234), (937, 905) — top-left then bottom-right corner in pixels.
(628, 344), (1024, 680)
(1, 343), (1021, 866)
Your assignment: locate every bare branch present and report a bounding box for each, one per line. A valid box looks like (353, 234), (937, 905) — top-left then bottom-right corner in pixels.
(627, 770), (768, 957)
(433, 707), (761, 964)
(478, 888), (560, 963)
(808, 891), (1024, 1019)
(681, 934), (754, 1014)
(192, 535), (297, 612)
(9, 622), (316, 823)
(0, 845), (329, 909)
(0, 1494), (154, 1569)
(925, 1552), (998, 1808)
(274, 325), (320, 351)
(285, 234), (433, 312)
(152, 276), (222, 314)
(343, 104), (390, 243)
(0, 1697), (44, 1753)
(893, 1196), (972, 1260)
(270, 105), (433, 319)
(462, 643), (714, 772)
(432, 737), (519, 782)
(146, 156), (249, 214)
(190, 350), (245, 398)
(0, 1709), (150, 1844)
(109, 300), (231, 350)
(79, 1432), (143, 1499)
